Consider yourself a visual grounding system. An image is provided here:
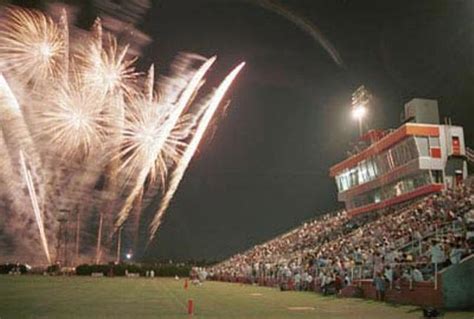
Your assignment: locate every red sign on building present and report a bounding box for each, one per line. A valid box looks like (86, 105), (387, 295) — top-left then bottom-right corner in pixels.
(452, 136), (460, 155)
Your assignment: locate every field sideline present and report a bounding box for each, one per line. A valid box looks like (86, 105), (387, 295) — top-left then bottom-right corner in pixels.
(0, 276), (472, 319)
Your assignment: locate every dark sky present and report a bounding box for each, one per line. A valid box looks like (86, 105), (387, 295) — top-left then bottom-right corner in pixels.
(133, 0), (474, 261)
(132, 0), (474, 258)
(10, 0), (474, 261)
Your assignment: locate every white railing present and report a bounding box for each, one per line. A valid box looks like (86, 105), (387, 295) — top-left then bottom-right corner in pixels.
(467, 147), (474, 163)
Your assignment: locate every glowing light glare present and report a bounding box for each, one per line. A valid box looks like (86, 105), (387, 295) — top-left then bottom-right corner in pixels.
(126, 253), (132, 260)
(38, 42), (53, 58)
(148, 62), (246, 243)
(103, 69), (119, 89)
(352, 105), (367, 120)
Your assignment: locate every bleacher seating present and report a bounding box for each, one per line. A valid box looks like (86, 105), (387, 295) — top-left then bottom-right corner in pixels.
(209, 183), (474, 307)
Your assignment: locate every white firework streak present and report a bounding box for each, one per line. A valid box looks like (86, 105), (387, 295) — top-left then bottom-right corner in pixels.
(19, 150), (51, 264)
(0, 131), (41, 261)
(0, 75), (46, 205)
(114, 56), (217, 228)
(148, 62), (246, 243)
(0, 74), (48, 261)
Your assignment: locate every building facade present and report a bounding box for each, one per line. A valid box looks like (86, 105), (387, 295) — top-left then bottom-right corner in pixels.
(330, 99), (468, 217)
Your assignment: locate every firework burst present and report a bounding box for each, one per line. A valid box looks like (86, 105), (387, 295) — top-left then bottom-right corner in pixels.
(0, 6), (244, 265)
(36, 79), (113, 159)
(0, 7), (66, 83)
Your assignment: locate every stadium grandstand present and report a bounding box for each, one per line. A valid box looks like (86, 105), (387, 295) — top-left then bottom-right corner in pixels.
(209, 99), (474, 310)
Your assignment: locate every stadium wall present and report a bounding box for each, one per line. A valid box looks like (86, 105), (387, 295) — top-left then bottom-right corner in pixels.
(441, 255), (474, 310)
(344, 257), (474, 310)
(346, 280), (443, 308)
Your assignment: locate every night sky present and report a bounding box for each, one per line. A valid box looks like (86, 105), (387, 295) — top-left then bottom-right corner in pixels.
(136, 0), (473, 261)
(10, 0), (474, 261)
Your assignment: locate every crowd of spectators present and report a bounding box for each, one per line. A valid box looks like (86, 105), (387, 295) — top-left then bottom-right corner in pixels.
(209, 184), (474, 295)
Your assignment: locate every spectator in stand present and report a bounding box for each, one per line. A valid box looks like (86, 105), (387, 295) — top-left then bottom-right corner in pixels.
(209, 185), (473, 295)
(411, 266), (424, 282)
(449, 243), (464, 265)
(431, 240), (446, 272)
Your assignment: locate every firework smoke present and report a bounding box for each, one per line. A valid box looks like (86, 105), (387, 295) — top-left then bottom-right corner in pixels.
(0, 6), (244, 265)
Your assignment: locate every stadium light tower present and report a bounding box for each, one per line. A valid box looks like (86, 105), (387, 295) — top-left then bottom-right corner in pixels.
(351, 85), (371, 136)
(56, 209), (69, 266)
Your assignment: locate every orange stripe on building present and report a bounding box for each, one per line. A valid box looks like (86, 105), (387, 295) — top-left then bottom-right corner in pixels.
(330, 124), (440, 177)
(405, 125), (439, 137)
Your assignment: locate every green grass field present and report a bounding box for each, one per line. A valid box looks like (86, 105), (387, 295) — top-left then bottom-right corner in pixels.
(0, 276), (472, 319)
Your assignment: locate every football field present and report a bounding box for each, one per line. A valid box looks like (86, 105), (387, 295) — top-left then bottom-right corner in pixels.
(0, 276), (472, 319)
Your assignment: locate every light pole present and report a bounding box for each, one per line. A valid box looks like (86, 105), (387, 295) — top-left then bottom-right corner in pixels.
(351, 85), (371, 137)
(95, 212), (103, 264)
(56, 209), (69, 266)
(116, 226), (122, 264)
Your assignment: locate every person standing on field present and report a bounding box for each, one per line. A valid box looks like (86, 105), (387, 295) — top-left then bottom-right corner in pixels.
(373, 272), (386, 302)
